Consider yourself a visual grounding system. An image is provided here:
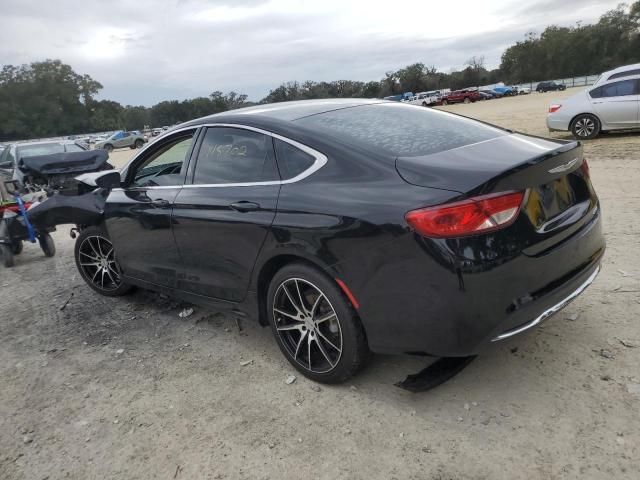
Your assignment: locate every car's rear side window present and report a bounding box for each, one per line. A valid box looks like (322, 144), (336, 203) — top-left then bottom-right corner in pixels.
(273, 138), (315, 179)
(295, 103), (506, 157)
(590, 79), (638, 98)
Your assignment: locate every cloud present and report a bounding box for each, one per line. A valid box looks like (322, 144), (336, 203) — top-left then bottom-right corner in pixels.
(0, 0), (622, 105)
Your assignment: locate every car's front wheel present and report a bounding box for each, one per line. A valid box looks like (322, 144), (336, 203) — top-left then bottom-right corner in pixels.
(74, 226), (133, 296)
(103, 144), (114, 153)
(267, 263), (369, 383)
(571, 114), (600, 140)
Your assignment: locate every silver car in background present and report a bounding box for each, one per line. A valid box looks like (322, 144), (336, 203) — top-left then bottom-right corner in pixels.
(94, 131), (147, 152)
(546, 74), (640, 139)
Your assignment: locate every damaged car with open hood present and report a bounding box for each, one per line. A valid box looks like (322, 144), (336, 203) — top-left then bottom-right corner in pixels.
(0, 144), (112, 267)
(10, 100), (605, 389)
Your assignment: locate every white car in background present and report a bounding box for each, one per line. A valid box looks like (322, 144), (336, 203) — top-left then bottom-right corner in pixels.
(546, 74), (640, 139)
(406, 91), (441, 107)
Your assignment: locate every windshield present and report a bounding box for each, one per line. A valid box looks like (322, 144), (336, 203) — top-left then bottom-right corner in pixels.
(65, 143), (85, 152)
(17, 143), (65, 160)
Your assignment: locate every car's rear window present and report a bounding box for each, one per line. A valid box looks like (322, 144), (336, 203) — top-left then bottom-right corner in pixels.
(295, 103), (506, 157)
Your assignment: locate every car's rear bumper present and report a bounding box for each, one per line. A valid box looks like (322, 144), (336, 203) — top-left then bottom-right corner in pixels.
(341, 206), (604, 356)
(546, 116), (570, 132)
(491, 264), (599, 341)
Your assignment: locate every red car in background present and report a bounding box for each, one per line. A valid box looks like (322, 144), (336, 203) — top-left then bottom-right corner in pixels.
(441, 89), (482, 105)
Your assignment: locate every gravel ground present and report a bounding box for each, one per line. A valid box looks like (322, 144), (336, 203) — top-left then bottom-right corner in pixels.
(1, 89), (639, 479)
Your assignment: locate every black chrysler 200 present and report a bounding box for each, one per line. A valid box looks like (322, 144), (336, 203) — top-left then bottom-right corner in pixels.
(71, 99), (604, 384)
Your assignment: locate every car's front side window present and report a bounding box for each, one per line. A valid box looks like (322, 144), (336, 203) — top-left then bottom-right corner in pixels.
(130, 133), (194, 188)
(191, 127), (279, 185)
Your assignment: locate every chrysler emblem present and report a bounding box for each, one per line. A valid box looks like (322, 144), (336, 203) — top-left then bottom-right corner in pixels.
(548, 158), (578, 173)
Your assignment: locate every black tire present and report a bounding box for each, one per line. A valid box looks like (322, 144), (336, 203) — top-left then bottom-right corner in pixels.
(1, 244), (14, 268)
(134, 139), (144, 148)
(422, 101), (428, 107)
(74, 226), (133, 297)
(267, 262), (370, 384)
(39, 232), (55, 257)
(442, 99), (448, 105)
(103, 144), (114, 153)
(571, 114), (600, 140)
(10, 241), (23, 255)
(463, 97), (471, 104)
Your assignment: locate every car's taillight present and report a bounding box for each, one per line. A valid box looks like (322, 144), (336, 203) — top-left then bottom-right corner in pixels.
(405, 191), (525, 238)
(549, 104), (562, 113)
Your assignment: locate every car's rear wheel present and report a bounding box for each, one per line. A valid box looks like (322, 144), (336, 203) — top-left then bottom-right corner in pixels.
(267, 263), (369, 383)
(74, 226), (132, 296)
(463, 97), (471, 104)
(134, 139), (144, 148)
(442, 99), (448, 105)
(571, 114), (600, 140)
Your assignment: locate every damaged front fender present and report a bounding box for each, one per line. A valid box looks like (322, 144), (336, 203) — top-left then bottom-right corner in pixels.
(27, 189), (108, 229)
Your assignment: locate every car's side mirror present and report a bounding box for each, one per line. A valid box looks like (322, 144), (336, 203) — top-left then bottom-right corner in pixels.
(0, 160), (13, 169)
(94, 170), (122, 189)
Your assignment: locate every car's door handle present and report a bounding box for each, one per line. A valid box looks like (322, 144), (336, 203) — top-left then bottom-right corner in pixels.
(151, 199), (171, 209)
(229, 201), (260, 212)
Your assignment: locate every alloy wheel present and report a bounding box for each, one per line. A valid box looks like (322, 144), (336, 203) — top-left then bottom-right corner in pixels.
(273, 278), (343, 374)
(574, 118), (595, 137)
(78, 235), (122, 291)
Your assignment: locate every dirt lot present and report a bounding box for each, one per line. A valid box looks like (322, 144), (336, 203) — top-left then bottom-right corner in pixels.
(1, 89), (639, 479)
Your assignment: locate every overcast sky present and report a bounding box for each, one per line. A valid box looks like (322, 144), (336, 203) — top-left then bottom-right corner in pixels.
(0, 0), (622, 105)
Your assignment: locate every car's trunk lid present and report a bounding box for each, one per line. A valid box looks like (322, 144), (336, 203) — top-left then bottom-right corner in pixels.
(396, 134), (599, 254)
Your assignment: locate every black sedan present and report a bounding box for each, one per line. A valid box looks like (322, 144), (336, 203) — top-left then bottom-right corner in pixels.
(72, 99), (604, 384)
(536, 81), (567, 92)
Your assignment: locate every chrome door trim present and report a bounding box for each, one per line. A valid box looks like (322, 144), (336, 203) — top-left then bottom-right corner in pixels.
(117, 123), (327, 190)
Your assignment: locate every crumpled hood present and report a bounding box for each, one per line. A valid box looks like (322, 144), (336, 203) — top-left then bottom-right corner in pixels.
(19, 150), (109, 176)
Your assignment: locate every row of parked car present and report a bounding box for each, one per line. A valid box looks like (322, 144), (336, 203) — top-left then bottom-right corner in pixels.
(402, 81), (570, 107)
(402, 85), (527, 107)
(67, 125), (174, 152)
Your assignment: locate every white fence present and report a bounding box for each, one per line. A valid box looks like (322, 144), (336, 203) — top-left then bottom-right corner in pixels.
(513, 75), (600, 91)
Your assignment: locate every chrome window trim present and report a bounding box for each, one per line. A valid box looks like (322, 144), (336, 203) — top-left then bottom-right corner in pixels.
(117, 123), (327, 190)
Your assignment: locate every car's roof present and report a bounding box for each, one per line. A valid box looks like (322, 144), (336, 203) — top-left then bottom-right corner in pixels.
(192, 99), (385, 123)
(602, 63), (640, 76)
(594, 63), (640, 85)
(592, 73), (640, 88)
